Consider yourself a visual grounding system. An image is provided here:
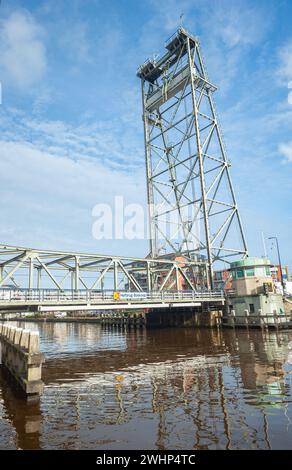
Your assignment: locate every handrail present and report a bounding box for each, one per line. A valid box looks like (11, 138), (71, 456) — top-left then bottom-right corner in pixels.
(0, 288), (225, 304)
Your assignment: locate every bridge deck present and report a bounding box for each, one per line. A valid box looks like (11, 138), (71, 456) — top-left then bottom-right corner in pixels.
(0, 289), (225, 312)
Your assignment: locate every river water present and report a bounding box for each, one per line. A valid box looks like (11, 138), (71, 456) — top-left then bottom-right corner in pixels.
(0, 322), (292, 450)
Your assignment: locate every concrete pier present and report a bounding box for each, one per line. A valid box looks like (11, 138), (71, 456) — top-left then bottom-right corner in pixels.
(0, 324), (44, 398)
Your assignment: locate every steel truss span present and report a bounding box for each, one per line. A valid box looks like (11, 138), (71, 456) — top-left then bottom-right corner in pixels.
(138, 28), (248, 285)
(0, 244), (209, 293)
(0, 289), (224, 313)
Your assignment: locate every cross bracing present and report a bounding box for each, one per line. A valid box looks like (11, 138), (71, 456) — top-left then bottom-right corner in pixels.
(138, 28), (248, 287)
(0, 244), (208, 292)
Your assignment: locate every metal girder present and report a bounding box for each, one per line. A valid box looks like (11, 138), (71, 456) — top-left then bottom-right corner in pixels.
(35, 256), (63, 290)
(0, 244), (208, 292)
(137, 27), (248, 287)
(0, 252), (31, 288)
(0, 27), (247, 294)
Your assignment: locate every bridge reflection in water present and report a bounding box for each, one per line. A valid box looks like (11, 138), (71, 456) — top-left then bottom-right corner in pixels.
(0, 324), (292, 450)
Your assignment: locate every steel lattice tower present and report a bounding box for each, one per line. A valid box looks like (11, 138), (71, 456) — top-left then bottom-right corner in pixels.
(137, 28), (248, 287)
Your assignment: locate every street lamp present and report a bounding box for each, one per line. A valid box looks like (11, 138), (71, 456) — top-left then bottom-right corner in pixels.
(268, 236), (285, 294)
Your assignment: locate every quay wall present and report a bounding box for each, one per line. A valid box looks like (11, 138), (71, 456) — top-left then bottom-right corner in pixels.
(146, 306), (223, 328)
(0, 324), (44, 398)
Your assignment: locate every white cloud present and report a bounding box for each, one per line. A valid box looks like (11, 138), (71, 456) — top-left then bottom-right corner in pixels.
(59, 21), (91, 63)
(0, 11), (47, 89)
(32, 87), (53, 115)
(0, 106), (144, 172)
(149, 0), (194, 33)
(146, 0), (272, 93)
(279, 141), (292, 163)
(206, 1), (271, 48)
(0, 108), (147, 254)
(149, 0), (270, 46)
(277, 41), (292, 82)
(0, 137), (146, 254)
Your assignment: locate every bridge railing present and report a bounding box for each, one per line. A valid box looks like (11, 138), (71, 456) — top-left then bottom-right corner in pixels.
(0, 288), (224, 304)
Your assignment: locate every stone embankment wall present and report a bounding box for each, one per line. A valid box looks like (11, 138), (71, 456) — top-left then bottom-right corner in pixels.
(0, 324), (44, 397)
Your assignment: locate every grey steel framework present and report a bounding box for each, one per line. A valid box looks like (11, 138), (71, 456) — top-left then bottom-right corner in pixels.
(0, 288), (224, 313)
(0, 244), (207, 292)
(137, 28), (248, 286)
(0, 28), (247, 297)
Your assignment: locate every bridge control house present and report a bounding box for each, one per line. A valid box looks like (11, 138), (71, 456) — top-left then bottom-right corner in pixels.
(225, 257), (286, 327)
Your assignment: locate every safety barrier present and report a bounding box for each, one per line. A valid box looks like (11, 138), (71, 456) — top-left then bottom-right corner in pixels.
(0, 288), (224, 304)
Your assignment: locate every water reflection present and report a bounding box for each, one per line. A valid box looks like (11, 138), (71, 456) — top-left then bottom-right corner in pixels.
(0, 323), (292, 449)
(0, 369), (42, 449)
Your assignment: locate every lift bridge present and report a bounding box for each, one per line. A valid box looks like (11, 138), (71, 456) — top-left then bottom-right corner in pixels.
(0, 28), (248, 314)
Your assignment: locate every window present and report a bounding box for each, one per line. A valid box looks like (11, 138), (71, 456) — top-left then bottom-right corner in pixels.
(236, 269), (244, 278)
(265, 267), (271, 276)
(246, 269), (255, 277)
(249, 304), (255, 313)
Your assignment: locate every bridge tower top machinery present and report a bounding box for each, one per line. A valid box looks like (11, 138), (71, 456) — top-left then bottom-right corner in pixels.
(137, 28), (248, 287)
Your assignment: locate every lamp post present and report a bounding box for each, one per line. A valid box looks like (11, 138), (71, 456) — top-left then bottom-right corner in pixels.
(268, 236), (285, 294)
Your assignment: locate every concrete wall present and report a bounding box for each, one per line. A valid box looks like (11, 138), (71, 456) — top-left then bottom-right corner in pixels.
(232, 277), (272, 296)
(227, 293), (285, 317)
(0, 324), (44, 398)
(224, 292), (289, 328)
(146, 306), (223, 328)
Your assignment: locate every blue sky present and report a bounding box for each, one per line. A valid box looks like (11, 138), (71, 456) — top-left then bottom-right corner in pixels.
(0, 0), (291, 268)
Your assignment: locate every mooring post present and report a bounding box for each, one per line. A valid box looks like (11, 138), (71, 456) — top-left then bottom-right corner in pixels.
(230, 309), (236, 328)
(258, 309), (265, 329)
(273, 312), (279, 330)
(244, 309), (249, 329)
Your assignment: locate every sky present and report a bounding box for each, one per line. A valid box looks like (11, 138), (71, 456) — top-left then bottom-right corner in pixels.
(0, 0), (291, 269)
